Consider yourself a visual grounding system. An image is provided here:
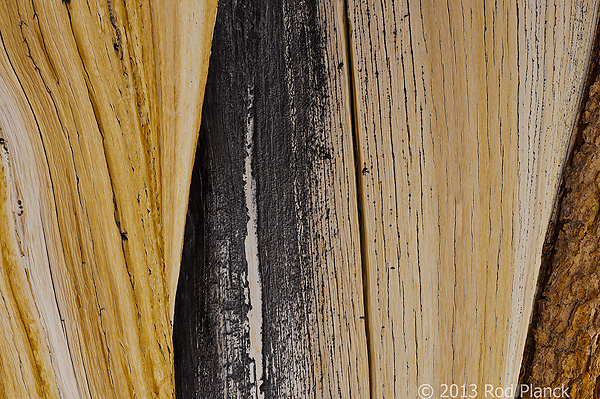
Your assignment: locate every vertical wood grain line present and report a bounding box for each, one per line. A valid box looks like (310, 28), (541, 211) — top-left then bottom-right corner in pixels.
(342, 1), (374, 398)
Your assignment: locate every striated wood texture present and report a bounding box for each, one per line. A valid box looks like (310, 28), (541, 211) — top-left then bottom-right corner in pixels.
(176, 0), (600, 398)
(174, 0), (370, 397)
(3, 0), (600, 397)
(0, 0), (216, 397)
(346, 0), (599, 397)
(520, 46), (600, 399)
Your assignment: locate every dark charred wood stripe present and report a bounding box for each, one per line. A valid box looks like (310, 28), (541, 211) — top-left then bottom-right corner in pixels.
(174, 1), (256, 397)
(175, 0), (371, 397)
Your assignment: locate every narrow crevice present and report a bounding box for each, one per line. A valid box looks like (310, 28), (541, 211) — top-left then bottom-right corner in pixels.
(341, 3), (375, 398)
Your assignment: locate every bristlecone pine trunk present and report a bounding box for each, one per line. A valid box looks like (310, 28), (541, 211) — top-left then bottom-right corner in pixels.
(1, 0), (600, 398)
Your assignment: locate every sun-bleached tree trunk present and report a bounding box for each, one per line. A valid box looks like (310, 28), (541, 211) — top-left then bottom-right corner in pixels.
(0, 1), (216, 397)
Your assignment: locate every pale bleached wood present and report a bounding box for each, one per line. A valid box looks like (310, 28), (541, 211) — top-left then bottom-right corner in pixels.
(309, 0), (371, 396)
(346, 0), (599, 397)
(0, 0), (216, 397)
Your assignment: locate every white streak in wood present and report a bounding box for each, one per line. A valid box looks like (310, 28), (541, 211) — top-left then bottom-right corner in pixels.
(244, 87), (263, 399)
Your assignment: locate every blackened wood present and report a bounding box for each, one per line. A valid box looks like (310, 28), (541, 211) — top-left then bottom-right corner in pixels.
(174, 1), (256, 396)
(174, 0), (370, 397)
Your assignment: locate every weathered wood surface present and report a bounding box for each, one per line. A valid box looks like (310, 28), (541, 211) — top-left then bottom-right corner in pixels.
(519, 46), (600, 399)
(346, 0), (599, 397)
(0, 0), (216, 397)
(2, 0), (600, 397)
(174, 0), (370, 398)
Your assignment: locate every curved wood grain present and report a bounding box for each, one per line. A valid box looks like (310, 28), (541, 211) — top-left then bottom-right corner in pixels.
(0, 1), (216, 397)
(520, 45), (600, 399)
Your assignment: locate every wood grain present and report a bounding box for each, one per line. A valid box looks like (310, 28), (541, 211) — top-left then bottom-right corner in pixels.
(346, 0), (599, 396)
(2, 0), (599, 397)
(0, 0), (216, 397)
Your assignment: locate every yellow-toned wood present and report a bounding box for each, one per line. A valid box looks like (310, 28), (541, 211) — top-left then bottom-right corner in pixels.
(152, 0), (219, 318)
(347, 0), (599, 397)
(0, 0), (216, 397)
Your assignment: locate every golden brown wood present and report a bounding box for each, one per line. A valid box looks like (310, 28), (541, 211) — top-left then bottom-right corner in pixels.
(2, 0), (600, 397)
(0, 0), (216, 397)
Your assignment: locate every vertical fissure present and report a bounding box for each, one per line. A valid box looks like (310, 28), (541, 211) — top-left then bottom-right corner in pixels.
(341, 2), (375, 398)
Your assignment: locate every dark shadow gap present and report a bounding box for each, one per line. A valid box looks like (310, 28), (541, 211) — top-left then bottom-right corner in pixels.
(173, 1), (256, 395)
(174, 0), (367, 397)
